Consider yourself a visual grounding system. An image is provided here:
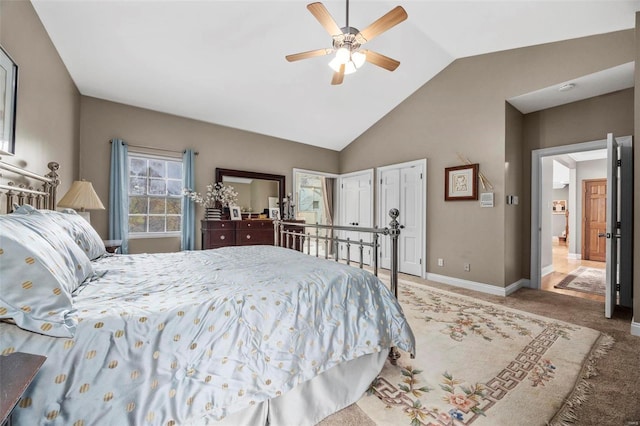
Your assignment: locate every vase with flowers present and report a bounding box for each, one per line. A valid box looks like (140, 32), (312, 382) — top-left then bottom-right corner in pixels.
(183, 182), (238, 220)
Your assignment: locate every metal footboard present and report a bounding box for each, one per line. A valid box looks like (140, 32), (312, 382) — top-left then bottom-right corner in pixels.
(274, 208), (403, 363)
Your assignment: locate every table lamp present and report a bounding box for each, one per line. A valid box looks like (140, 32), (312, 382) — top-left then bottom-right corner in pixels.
(57, 180), (105, 223)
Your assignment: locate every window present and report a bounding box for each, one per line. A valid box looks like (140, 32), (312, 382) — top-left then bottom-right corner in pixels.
(128, 153), (182, 236)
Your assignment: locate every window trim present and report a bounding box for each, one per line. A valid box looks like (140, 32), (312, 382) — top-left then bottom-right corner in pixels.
(127, 151), (183, 236)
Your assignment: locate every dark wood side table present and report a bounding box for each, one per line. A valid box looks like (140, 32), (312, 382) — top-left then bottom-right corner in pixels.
(0, 352), (46, 425)
(103, 239), (123, 254)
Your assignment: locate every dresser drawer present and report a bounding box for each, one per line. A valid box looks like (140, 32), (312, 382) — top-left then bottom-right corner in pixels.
(204, 230), (236, 247)
(236, 230), (273, 245)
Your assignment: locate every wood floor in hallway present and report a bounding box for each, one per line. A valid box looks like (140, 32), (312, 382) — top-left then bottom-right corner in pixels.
(541, 239), (606, 302)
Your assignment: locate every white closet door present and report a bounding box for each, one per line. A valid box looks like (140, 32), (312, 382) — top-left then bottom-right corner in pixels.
(378, 160), (425, 276)
(339, 171), (373, 264)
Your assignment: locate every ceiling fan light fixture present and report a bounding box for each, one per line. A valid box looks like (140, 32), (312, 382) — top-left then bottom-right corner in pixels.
(328, 56), (343, 72)
(352, 51), (366, 68)
(343, 60), (357, 75)
(335, 47), (350, 63)
(288, 1), (408, 84)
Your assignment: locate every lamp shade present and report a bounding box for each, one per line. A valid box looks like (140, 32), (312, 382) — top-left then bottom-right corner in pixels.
(57, 180), (105, 211)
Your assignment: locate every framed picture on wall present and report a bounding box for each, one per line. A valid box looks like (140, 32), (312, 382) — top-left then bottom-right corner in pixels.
(0, 45), (18, 156)
(445, 163), (478, 201)
(552, 200), (567, 214)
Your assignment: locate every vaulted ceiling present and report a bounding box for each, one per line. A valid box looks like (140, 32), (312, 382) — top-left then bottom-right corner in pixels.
(32, 1), (639, 151)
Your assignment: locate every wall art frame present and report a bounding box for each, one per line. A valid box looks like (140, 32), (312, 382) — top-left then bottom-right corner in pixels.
(552, 200), (567, 214)
(445, 163), (479, 201)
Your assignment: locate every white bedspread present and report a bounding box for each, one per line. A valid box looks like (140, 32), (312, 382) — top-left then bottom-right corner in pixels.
(0, 246), (414, 425)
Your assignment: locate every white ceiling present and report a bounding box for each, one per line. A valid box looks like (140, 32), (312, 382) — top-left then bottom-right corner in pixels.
(31, 1), (640, 151)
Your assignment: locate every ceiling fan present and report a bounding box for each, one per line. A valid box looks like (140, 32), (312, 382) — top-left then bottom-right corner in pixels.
(285, 1), (408, 85)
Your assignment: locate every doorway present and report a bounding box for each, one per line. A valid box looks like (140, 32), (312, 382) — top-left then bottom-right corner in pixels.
(293, 169), (338, 258)
(531, 135), (633, 317)
(540, 154), (607, 302)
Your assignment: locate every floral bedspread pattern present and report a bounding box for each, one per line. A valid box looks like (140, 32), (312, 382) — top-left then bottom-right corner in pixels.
(358, 280), (602, 426)
(0, 246), (415, 425)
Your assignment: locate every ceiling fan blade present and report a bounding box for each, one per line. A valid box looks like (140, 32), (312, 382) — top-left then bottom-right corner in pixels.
(307, 2), (342, 37)
(361, 50), (400, 71)
(331, 64), (345, 85)
(286, 48), (333, 62)
(356, 6), (408, 44)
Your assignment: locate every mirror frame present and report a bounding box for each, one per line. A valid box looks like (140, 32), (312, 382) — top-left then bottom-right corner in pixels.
(215, 168), (285, 216)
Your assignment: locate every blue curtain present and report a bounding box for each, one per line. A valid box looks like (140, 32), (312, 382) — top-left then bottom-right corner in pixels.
(109, 138), (129, 254)
(181, 149), (196, 250)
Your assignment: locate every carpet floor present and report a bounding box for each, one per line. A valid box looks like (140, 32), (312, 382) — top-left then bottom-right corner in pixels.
(319, 275), (640, 426)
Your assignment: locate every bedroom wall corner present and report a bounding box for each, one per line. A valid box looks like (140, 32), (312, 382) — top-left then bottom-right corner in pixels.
(504, 102), (524, 285)
(0, 0), (80, 197)
(633, 11), (639, 322)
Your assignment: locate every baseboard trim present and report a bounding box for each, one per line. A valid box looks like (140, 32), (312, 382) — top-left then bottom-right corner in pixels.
(631, 319), (640, 337)
(506, 279), (531, 295)
(424, 273), (528, 297)
(541, 264), (554, 277)
(568, 252), (582, 260)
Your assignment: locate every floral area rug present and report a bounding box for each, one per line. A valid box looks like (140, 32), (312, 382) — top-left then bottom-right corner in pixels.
(554, 267), (606, 296)
(357, 279), (612, 426)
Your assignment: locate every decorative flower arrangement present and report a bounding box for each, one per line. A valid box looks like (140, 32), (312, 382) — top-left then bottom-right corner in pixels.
(183, 182), (238, 209)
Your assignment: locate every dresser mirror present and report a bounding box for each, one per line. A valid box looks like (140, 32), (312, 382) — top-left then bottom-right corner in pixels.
(215, 168), (285, 216)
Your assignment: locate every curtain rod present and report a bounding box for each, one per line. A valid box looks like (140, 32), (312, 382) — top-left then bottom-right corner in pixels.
(109, 140), (199, 155)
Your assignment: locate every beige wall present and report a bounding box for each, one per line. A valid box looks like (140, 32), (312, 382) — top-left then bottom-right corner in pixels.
(0, 1), (79, 204)
(79, 96), (339, 252)
(340, 30), (635, 287)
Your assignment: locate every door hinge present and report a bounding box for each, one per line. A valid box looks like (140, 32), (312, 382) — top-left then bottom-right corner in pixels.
(420, 173), (423, 179)
(341, 183), (344, 189)
(617, 159), (622, 167)
(616, 283), (621, 291)
(419, 258), (422, 265)
(380, 178), (383, 185)
(616, 221), (621, 230)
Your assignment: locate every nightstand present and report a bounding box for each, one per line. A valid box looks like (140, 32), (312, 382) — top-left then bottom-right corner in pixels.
(103, 239), (123, 254)
(0, 352), (46, 425)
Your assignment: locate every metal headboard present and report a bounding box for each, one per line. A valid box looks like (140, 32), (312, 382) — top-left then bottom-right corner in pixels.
(0, 159), (60, 213)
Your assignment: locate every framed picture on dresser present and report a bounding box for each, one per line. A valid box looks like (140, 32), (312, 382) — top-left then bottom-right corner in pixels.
(0, 44), (18, 156)
(230, 206), (242, 220)
(269, 207), (280, 220)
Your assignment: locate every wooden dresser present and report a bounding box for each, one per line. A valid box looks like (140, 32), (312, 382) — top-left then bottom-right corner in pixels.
(201, 219), (304, 250)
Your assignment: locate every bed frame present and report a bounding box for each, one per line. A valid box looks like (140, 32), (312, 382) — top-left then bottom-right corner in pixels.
(0, 158), (59, 213)
(274, 209), (404, 363)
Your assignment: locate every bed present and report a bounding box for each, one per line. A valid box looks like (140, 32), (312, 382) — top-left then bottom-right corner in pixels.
(0, 160), (415, 425)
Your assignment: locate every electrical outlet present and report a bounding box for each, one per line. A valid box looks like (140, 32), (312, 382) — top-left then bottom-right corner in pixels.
(464, 263), (470, 272)
(437, 258), (444, 267)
